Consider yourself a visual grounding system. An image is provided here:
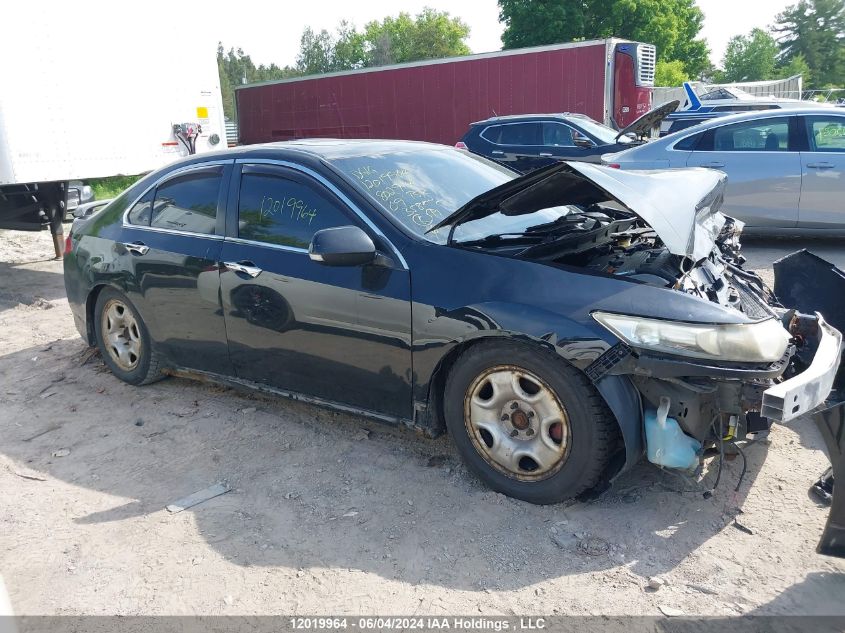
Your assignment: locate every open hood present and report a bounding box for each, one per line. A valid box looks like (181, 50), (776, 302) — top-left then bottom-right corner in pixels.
(430, 161), (727, 262)
(615, 100), (680, 142)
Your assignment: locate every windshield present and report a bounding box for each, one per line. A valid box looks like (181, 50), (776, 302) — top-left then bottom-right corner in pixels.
(331, 148), (522, 243)
(570, 116), (630, 144)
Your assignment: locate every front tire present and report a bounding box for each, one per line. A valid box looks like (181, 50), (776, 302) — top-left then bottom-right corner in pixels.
(444, 341), (617, 504)
(94, 288), (164, 385)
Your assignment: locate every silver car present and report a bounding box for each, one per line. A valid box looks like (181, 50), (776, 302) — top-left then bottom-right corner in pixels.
(602, 107), (845, 235)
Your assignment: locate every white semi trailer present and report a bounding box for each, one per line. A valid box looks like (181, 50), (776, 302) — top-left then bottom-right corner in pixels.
(0, 15), (227, 257)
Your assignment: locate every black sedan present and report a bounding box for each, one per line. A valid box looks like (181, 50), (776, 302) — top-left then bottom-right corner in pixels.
(456, 101), (678, 173)
(63, 140), (844, 555)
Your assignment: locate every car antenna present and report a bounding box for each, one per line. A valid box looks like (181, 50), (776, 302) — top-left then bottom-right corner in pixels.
(491, 108), (498, 117)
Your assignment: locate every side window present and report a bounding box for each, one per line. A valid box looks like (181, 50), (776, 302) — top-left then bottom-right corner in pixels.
(151, 169), (222, 235)
(497, 123), (542, 146)
(674, 132), (704, 151)
(542, 122), (575, 147)
(711, 117), (790, 152)
(480, 126), (503, 144)
(807, 117), (845, 152)
(237, 169), (353, 249)
(668, 119), (705, 135)
(127, 189), (154, 226)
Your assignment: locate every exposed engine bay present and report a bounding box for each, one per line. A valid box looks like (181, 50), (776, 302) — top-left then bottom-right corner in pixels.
(460, 202), (776, 320)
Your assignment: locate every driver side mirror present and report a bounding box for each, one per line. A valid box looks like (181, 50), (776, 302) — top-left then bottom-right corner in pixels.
(309, 226), (377, 266)
(573, 137), (595, 149)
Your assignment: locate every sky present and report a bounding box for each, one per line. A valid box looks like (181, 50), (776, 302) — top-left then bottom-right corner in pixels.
(11, 0), (796, 69)
(209, 0), (795, 68)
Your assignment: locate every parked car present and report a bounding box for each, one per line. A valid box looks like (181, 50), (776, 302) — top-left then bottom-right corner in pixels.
(457, 101), (678, 173)
(657, 82), (832, 137)
(603, 107), (845, 235)
(63, 141), (844, 556)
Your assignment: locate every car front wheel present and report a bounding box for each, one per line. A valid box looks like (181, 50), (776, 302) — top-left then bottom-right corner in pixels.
(94, 287), (164, 385)
(444, 341), (618, 504)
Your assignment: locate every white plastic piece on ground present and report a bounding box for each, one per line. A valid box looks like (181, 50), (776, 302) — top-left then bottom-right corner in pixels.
(165, 482), (231, 513)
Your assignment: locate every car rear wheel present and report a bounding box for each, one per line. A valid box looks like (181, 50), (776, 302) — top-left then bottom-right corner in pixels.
(444, 341), (617, 504)
(94, 288), (164, 385)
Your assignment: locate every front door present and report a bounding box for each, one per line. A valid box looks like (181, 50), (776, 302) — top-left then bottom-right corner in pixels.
(686, 116), (801, 228)
(798, 114), (845, 228)
(219, 162), (413, 421)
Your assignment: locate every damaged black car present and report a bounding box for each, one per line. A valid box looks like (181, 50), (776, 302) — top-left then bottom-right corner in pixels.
(62, 140), (845, 557)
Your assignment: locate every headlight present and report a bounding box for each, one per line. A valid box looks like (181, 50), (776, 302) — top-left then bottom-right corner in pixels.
(592, 312), (791, 363)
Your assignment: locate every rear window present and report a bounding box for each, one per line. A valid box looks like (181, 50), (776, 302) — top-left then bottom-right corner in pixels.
(674, 132), (704, 151)
(710, 117), (790, 152)
(150, 170), (222, 234)
(482, 123), (542, 146)
(331, 148), (513, 242)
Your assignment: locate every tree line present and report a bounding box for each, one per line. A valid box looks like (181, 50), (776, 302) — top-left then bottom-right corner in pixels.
(218, 0), (844, 119)
(217, 8), (470, 119)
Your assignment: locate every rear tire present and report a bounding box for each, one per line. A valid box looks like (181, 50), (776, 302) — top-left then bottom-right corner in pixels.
(444, 340), (617, 504)
(94, 288), (164, 385)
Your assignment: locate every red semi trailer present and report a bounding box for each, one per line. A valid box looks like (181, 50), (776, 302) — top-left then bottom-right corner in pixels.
(235, 38), (656, 146)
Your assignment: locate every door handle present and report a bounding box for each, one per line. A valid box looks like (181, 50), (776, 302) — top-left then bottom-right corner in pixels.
(121, 241), (149, 255)
(699, 161), (725, 168)
(224, 260), (263, 278)
(539, 152), (553, 157)
(491, 150), (504, 155)
(807, 162), (835, 169)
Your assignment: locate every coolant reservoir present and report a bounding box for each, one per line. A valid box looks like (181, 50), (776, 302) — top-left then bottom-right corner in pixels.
(644, 397), (701, 471)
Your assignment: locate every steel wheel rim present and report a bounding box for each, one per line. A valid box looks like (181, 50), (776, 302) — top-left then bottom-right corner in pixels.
(101, 299), (142, 371)
(464, 365), (571, 481)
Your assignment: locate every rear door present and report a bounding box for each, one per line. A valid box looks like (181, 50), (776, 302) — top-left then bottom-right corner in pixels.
(685, 115), (801, 228)
(798, 114), (845, 228)
(480, 123), (546, 173)
(219, 161), (413, 420)
(119, 161), (232, 374)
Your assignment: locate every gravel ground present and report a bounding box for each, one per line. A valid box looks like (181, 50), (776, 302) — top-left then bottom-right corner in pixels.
(1, 227), (843, 616)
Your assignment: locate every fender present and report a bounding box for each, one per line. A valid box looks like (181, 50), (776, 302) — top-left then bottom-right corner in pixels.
(594, 374), (644, 478)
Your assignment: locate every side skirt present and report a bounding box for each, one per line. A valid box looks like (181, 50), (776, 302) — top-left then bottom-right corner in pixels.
(164, 367), (423, 434)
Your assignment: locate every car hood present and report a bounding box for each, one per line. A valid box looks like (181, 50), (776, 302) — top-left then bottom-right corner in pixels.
(430, 161), (728, 262)
(615, 99), (680, 141)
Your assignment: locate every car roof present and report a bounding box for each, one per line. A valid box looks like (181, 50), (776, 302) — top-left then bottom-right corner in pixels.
(469, 113), (593, 126)
(664, 105), (842, 137)
(153, 139), (454, 171)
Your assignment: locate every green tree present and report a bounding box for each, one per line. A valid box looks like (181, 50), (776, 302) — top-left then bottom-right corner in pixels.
(777, 52), (812, 84)
(716, 28), (779, 82)
(361, 8), (471, 66)
(217, 44), (299, 119)
(655, 59), (688, 86)
(498, 0), (710, 78)
(774, 0), (845, 87)
(296, 27), (337, 74)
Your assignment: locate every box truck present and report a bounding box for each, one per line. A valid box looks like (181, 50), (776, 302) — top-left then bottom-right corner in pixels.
(0, 22), (227, 256)
(235, 38), (656, 147)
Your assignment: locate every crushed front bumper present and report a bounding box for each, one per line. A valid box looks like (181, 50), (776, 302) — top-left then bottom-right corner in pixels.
(762, 313), (843, 422)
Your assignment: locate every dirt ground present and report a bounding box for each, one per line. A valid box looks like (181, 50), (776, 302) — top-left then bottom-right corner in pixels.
(1, 227), (844, 616)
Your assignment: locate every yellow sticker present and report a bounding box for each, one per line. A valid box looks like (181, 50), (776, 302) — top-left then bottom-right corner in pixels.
(196, 106), (209, 119)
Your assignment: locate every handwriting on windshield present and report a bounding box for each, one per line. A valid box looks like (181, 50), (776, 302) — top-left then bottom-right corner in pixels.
(259, 195), (318, 225)
(350, 165), (446, 229)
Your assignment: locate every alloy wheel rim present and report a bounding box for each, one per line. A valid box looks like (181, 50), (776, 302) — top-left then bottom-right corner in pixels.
(464, 365), (571, 481)
(101, 299), (141, 371)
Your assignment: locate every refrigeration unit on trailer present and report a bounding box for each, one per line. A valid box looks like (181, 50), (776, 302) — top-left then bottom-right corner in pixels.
(235, 38), (656, 146)
(0, 25), (226, 256)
